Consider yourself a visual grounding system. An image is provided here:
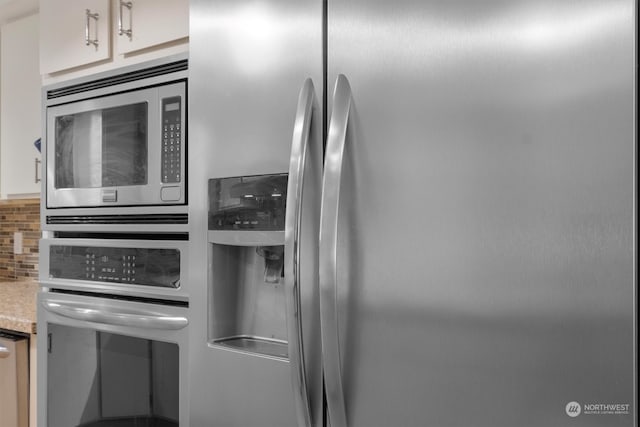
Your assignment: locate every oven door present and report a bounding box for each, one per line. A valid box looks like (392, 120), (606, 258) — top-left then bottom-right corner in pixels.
(46, 82), (186, 208)
(40, 237), (189, 302)
(37, 291), (189, 427)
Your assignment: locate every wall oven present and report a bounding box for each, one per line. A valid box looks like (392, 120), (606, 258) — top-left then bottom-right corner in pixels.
(37, 291), (188, 427)
(38, 235), (190, 427)
(42, 55), (188, 232)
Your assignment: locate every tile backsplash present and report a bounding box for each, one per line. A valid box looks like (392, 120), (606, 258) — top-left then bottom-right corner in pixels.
(0, 198), (39, 280)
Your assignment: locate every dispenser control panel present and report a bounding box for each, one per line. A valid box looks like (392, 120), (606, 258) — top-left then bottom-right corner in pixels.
(49, 245), (180, 288)
(208, 174), (288, 230)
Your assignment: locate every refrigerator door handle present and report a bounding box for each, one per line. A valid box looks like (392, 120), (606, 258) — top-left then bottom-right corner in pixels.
(319, 74), (352, 427)
(285, 78), (318, 427)
(41, 299), (189, 330)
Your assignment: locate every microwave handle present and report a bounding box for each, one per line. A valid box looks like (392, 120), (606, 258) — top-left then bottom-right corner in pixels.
(42, 300), (188, 331)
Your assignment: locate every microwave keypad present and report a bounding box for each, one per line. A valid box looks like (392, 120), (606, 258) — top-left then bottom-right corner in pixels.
(162, 96), (182, 183)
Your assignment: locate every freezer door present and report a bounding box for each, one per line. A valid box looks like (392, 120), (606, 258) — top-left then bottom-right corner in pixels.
(188, 0), (324, 426)
(324, 1), (636, 426)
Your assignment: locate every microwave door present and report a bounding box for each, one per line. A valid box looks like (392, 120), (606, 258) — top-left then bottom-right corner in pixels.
(46, 87), (160, 208)
(48, 99), (151, 207)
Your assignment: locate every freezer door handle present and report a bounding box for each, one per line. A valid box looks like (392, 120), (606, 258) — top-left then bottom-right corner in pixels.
(0, 344), (9, 358)
(319, 74), (352, 427)
(42, 299), (188, 330)
(285, 78), (319, 427)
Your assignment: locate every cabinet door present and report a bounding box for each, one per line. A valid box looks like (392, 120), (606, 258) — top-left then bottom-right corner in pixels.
(1, 13), (41, 198)
(115, 0), (188, 55)
(39, 0), (111, 74)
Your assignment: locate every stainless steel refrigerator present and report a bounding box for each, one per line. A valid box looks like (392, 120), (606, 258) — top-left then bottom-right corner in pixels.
(188, 1), (636, 426)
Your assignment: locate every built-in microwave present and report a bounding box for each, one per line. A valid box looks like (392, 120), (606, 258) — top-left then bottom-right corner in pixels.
(42, 55), (188, 229)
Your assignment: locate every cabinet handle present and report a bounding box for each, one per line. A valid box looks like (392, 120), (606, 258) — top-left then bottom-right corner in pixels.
(119, 1), (133, 40)
(35, 158), (41, 184)
(85, 9), (99, 49)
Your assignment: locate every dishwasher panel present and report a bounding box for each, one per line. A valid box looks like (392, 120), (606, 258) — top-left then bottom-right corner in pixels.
(0, 331), (29, 427)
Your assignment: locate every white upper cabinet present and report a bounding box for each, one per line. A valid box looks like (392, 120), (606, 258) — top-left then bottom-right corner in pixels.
(1, 13), (42, 198)
(39, 0), (188, 82)
(115, 0), (188, 54)
(39, 0), (111, 74)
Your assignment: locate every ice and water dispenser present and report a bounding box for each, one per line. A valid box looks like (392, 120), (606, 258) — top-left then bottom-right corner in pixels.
(207, 174), (289, 359)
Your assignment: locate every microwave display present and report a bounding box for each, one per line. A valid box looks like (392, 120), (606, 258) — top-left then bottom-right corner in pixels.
(48, 245), (180, 288)
(55, 103), (148, 189)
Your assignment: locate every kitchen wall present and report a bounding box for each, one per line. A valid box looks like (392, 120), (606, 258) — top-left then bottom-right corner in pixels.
(0, 198), (39, 280)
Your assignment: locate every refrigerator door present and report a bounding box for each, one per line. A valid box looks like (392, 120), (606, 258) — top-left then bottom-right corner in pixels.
(189, 0), (323, 426)
(324, 1), (636, 426)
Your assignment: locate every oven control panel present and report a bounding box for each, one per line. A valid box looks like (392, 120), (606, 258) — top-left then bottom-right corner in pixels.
(161, 96), (182, 184)
(49, 245), (180, 288)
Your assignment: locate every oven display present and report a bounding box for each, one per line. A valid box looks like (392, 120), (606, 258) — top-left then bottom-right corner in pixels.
(49, 246), (180, 288)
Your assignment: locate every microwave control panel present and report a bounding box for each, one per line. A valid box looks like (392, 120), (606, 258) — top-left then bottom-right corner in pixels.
(162, 96), (182, 184)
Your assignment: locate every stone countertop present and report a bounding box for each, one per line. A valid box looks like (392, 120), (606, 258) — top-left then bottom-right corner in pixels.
(0, 280), (38, 334)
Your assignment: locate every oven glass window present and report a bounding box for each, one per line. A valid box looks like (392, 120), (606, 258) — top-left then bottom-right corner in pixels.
(54, 103), (148, 189)
(47, 324), (179, 427)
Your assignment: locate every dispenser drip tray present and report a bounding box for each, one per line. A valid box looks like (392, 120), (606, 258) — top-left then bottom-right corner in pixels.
(215, 335), (288, 359)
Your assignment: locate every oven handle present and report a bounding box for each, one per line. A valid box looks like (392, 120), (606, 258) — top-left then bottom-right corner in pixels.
(42, 300), (188, 331)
